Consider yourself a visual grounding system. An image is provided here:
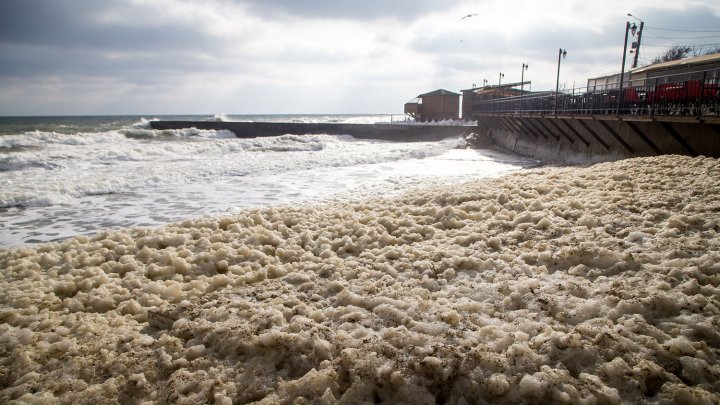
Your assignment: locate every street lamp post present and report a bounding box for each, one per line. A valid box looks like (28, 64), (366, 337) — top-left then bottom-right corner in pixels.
(555, 48), (567, 114)
(520, 63), (529, 112)
(618, 21), (635, 114)
(496, 73), (504, 111)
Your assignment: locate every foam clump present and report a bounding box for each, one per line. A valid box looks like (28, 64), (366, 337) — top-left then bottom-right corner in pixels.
(1, 155), (719, 403)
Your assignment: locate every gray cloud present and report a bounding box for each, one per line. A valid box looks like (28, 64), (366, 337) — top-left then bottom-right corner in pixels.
(411, 4), (720, 65)
(627, 6), (720, 62)
(0, 43), (254, 80)
(0, 0), (222, 51)
(0, 0), (245, 81)
(1, 0), (719, 115)
(235, 0), (456, 21)
(410, 26), (617, 64)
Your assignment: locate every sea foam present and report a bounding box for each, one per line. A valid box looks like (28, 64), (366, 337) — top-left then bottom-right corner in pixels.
(0, 131), (467, 209)
(0, 155), (718, 403)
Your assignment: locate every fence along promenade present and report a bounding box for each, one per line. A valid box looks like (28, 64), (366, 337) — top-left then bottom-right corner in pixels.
(470, 69), (720, 120)
(465, 67), (720, 164)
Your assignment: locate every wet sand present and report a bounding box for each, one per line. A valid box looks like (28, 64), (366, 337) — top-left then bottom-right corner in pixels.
(1, 155), (719, 404)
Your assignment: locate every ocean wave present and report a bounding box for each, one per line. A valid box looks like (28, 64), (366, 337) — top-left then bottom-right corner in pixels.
(0, 130), (126, 149)
(0, 192), (73, 208)
(121, 128), (236, 140)
(131, 117), (160, 129)
(0, 133), (466, 208)
(241, 134), (331, 152)
(0, 176), (139, 208)
(0, 144), (41, 153)
(0, 156), (64, 172)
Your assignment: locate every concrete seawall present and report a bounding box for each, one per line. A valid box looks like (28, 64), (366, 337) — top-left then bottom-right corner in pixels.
(149, 121), (475, 142)
(476, 115), (720, 165)
(149, 118), (720, 165)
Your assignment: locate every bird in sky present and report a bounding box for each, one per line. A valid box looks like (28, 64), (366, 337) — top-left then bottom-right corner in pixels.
(460, 13), (479, 20)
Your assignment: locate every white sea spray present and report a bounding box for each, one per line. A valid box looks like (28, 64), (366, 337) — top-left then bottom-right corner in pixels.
(0, 133), (463, 208)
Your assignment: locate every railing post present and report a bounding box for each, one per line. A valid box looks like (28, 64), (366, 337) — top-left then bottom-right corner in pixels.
(683, 78), (688, 115)
(651, 77), (657, 118)
(698, 71), (707, 117)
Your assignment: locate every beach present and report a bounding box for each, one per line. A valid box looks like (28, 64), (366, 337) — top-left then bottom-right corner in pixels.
(1, 154), (719, 404)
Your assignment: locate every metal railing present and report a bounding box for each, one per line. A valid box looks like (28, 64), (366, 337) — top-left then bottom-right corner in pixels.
(470, 70), (720, 117)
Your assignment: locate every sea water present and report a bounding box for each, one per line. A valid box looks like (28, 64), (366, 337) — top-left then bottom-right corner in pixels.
(0, 115), (537, 246)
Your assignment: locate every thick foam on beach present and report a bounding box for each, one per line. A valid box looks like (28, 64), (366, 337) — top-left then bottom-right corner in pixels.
(1, 155), (719, 404)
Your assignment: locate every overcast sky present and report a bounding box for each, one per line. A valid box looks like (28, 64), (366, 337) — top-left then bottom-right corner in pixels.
(1, 0), (719, 116)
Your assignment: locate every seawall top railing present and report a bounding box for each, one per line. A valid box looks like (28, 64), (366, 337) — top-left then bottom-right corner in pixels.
(470, 69), (720, 118)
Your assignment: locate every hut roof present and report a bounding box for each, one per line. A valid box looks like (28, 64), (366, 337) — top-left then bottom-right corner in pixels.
(419, 89), (460, 97)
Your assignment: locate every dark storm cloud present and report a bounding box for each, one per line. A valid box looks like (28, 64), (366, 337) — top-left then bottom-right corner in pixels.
(237, 0), (457, 21)
(0, 43), (252, 80)
(0, 0), (221, 52)
(0, 0), (242, 80)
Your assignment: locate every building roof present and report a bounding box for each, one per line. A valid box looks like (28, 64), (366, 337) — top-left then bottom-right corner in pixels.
(405, 97), (422, 105)
(460, 81), (530, 92)
(588, 52), (720, 81)
(630, 52), (720, 74)
(419, 89), (460, 97)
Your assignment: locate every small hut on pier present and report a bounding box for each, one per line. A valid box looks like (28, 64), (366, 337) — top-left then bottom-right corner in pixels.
(404, 89), (460, 121)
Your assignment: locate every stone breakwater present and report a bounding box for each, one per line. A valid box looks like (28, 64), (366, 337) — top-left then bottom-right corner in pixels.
(148, 120), (476, 142)
(1, 155), (719, 404)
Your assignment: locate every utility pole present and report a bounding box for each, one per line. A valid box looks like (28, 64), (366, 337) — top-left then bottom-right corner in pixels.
(628, 13), (645, 68)
(632, 22), (644, 68)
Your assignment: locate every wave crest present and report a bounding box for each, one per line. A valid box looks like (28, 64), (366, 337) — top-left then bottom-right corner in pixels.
(121, 128), (236, 140)
(210, 114), (229, 122)
(132, 117), (159, 129)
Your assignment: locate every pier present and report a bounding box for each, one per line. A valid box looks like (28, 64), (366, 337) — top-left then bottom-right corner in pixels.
(465, 68), (720, 164)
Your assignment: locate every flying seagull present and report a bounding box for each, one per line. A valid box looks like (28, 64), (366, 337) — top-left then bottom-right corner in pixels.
(460, 13), (479, 20)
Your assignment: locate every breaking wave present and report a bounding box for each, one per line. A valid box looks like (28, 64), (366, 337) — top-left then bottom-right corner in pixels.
(131, 117), (159, 129)
(0, 130), (465, 208)
(121, 128), (236, 140)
